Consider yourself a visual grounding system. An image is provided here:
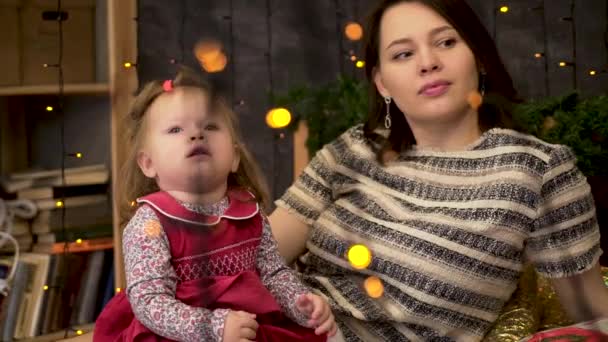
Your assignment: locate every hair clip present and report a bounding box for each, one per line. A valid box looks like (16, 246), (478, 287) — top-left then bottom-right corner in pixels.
(163, 80), (173, 92)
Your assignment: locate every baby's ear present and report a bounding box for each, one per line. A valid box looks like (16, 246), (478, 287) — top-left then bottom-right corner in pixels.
(137, 150), (157, 178)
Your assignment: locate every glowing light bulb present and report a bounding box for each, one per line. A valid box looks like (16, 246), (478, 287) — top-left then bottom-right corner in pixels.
(347, 244), (372, 269)
(344, 22), (363, 41)
(364, 276), (384, 298)
(265, 108), (292, 129)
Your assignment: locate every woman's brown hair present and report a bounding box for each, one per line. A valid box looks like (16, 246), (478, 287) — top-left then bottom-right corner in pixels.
(119, 68), (270, 226)
(362, 0), (521, 161)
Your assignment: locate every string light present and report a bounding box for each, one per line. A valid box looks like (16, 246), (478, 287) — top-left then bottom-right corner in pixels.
(344, 22), (363, 41)
(76, 330), (84, 336)
(589, 70), (597, 76)
(76, 239), (83, 244)
(46, 106), (54, 112)
(200, 52), (228, 73)
(499, 6), (509, 13)
(355, 60), (365, 68)
(55, 200), (64, 208)
(534, 53), (544, 58)
(364, 276), (384, 298)
(266, 108), (292, 129)
(116, 287), (122, 293)
(350, 55), (357, 61)
(123, 62), (135, 68)
(130, 201), (136, 207)
(194, 39), (227, 73)
(347, 244), (372, 269)
(43, 285), (49, 291)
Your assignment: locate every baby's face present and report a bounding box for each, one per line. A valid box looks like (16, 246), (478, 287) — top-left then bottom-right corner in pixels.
(137, 87), (239, 194)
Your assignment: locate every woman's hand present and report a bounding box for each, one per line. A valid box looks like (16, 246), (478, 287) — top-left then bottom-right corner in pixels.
(295, 293), (337, 336)
(222, 310), (259, 342)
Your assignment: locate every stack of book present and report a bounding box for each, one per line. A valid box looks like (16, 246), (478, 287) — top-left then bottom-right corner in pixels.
(0, 164), (113, 253)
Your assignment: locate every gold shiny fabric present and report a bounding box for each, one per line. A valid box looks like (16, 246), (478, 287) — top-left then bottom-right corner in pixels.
(483, 266), (608, 341)
(484, 265), (540, 341)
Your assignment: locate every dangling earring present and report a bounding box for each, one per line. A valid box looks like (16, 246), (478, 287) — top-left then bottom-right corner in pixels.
(384, 96), (392, 129)
(479, 72), (486, 97)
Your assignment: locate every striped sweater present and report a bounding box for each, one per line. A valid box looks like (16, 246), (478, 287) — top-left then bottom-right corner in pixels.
(276, 124), (601, 341)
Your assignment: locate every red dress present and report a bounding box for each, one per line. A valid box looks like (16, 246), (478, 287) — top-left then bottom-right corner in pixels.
(94, 190), (326, 342)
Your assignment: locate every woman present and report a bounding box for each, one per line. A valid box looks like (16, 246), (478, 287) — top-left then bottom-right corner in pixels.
(269, 0), (608, 341)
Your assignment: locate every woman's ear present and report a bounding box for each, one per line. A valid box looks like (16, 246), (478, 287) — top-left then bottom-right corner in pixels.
(373, 66), (390, 98)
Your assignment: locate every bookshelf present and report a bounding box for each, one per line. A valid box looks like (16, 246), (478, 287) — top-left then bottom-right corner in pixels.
(0, 0), (136, 340)
(0, 84), (110, 97)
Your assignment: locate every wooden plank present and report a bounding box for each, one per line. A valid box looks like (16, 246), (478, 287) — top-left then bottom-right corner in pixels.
(574, 0), (607, 97)
(544, 0), (575, 97)
(0, 83), (109, 96)
(136, 0), (182, 84)
(270, 0), (341, 199)
(231, 0), (275, 202)
(495, 0), (547, 99)
(182, 0), (232, 101)
(20, 323), (94, 342)
(108, 0), (137, 291)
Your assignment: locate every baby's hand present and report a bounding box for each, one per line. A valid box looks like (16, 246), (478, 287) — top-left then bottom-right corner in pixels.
(222, 310), (258, 342)
(295, 293), (337, 337)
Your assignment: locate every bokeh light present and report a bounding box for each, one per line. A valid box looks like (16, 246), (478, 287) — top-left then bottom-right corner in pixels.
(364, 276), (384, 298)
(347, 244), (372, 269)
(345, 22), (363, 41)
(467, 90), (483, 110)
(266, 108), (292, 129)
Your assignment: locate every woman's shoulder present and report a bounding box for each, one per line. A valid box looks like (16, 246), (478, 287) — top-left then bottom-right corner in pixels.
(323, 123), (374, 153)
(483, 127), (576, 164)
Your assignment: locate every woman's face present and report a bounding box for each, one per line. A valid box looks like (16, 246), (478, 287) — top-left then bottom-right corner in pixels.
(373, 1), (480, 127)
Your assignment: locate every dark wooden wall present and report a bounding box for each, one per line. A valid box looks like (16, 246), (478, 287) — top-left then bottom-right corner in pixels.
(137, 0), (608, 200)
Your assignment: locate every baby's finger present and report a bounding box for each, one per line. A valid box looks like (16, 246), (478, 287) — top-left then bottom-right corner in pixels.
(328, 321), (338, 337)
(314, 315), (336, 335)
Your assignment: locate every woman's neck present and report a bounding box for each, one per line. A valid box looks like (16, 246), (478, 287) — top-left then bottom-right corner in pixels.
(165, 183), (227, 205)
(409, 111), (482, 151)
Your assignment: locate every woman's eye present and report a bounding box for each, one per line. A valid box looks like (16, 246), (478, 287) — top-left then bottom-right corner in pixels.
(439, 38), (457, 48)
(168, 127), (182, 134)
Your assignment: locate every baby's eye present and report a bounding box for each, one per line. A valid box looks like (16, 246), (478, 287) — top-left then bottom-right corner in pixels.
(168, 127), (182, 134)
(205, 123), (219, 130)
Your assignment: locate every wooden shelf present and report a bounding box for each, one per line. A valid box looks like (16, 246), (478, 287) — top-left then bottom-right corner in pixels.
(19, 323), (94, 342)
(0, 83), (109, 96)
